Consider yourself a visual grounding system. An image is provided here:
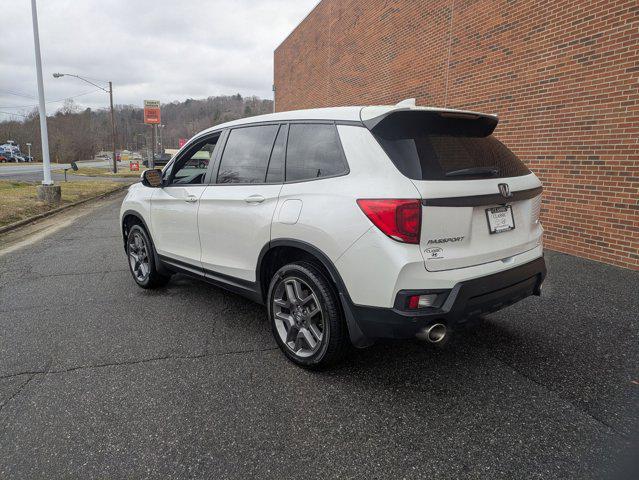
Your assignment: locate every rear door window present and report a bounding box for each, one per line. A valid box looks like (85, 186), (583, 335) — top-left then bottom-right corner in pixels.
(372, 111), (530, 180)
(285, 124), (347, 182)
(217, 125), (279, 184)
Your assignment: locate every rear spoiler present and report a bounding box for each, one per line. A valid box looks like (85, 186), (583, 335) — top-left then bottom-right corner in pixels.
(362, 108), (499, 137)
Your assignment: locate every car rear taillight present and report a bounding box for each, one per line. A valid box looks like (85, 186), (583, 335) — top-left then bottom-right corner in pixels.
(357, 199), (421, 244)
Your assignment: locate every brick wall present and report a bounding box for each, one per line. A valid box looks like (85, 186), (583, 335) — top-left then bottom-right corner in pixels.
(274, 0), (639, 269)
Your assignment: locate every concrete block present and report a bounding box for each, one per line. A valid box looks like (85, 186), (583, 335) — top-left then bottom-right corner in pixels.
(37, 184), (62, 205)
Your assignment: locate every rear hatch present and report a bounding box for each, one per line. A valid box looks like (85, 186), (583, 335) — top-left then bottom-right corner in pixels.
(368, 109), (543, 272)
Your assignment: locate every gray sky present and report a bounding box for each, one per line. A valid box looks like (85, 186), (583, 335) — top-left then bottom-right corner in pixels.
(0, 0), (318, 120)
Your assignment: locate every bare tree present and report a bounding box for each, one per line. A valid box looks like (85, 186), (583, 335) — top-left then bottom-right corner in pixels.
(0, 95), (273, 162)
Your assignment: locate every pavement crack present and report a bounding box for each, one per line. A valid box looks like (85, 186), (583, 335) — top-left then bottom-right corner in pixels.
(20, 269), (128, 280)
(0, 370), (47, 380)
(0, 347), (279, 380)
(0, 359), (52, 418)
(0, 374), (37, 413)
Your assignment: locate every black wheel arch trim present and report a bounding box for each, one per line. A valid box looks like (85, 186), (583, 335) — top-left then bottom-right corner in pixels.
(256, 238), (372, 347)
(121, 210), (171, 276)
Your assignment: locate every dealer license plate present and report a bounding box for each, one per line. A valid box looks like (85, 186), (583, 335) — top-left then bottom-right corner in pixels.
(486, 206), (515, 234)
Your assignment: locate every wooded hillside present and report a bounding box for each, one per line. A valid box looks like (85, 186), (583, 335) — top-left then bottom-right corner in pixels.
(0, 94), (273, 162)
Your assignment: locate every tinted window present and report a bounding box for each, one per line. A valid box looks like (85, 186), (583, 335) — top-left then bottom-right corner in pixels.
(265, 125), (286, 183)
(285, 124), (347, 182)
(372, 111), (530, 180)
(171, 138), (218, 185)
(217, 125), (279, 184)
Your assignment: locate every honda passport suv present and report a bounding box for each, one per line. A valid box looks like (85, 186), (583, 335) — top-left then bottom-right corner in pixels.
(120, 100), (546, 368)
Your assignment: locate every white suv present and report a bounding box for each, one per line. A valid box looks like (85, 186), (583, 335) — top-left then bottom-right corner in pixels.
(120, 101), (546, 368)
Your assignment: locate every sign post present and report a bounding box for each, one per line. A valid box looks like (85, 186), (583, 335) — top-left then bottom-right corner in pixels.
(144, 100), (161, 168)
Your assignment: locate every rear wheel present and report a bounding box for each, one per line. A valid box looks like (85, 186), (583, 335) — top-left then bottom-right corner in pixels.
(126, 224), (170, 289)
(267, 262), (349, 369)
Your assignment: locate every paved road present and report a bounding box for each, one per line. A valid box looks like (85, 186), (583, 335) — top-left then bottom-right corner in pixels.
(2, 171), (136, 183)
(0, 160), (134, 183)
(0, 194), (637, 479)
(0, 159), (112, 176)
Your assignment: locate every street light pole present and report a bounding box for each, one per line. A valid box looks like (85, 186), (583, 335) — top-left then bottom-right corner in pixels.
(52, 73), (117, 173)
(108, 81), (117, 173)
(30, 0), (53, 186)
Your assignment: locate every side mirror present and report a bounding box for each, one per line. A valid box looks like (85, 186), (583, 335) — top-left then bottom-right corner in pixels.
(141, 169), (163, 188)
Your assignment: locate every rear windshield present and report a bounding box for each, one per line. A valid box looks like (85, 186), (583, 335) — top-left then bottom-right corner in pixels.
(371, 111), (530, 181)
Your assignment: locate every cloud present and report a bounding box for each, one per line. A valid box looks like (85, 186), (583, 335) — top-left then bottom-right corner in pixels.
(0, 0), (318, 118)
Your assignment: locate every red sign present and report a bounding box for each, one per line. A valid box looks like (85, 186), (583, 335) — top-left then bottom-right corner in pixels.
(129, 161), (140, 171)
(179, 138), (187, 148)
(144, 100), (161, 125)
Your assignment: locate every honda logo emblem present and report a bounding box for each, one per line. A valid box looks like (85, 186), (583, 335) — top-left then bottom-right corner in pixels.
(498, 183), (512, 198)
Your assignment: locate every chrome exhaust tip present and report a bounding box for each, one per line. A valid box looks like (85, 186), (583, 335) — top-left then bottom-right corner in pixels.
(418, 323), (448, 344)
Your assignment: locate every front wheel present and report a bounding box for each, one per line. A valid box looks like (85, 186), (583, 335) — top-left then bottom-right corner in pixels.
(267, 262), (349, 369)
(126, 224), (170, 289)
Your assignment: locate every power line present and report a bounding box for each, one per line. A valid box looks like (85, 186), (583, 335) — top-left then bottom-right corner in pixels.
(0, 89), (36, 99)
(0, 88), (104, 109)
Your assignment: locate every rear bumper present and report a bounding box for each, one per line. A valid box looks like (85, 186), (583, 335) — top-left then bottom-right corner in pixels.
(345, 256), (546, 342)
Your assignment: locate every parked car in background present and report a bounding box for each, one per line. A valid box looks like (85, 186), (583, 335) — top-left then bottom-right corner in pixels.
(0, 155), (7, 163)
(153, 153), (172, 166)
(121, 101), (546, 368)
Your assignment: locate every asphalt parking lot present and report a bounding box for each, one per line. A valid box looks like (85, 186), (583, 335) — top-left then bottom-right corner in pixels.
(0, 193), (637, 479)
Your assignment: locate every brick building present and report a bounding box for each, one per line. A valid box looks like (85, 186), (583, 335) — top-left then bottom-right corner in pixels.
(274, 0), (639, 269)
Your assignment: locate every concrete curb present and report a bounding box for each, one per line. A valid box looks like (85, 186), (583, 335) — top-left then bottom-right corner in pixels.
(0, 184), (131, 236)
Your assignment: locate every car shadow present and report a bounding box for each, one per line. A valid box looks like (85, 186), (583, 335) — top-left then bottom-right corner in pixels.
(159, 273), (551, 389)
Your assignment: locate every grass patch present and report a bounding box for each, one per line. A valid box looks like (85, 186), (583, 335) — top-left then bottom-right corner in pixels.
(70, 166), (146, 178)
(0, 180), (124, 227)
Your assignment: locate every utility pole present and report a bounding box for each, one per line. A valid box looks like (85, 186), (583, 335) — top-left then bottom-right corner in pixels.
(30, 0), (53, 187)
(158, 124), (164, 155)
(108, 81), (117, 173)
(272, 84), (276, 113)
(52, 73), (117, 172)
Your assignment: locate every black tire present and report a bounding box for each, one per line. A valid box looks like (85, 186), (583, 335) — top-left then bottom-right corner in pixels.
(267, 262), (349, 369)
(126, 224), (171, 289)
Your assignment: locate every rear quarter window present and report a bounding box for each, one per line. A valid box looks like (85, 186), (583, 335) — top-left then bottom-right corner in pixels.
(285, 124), (348, 182)
(372, 111), (530, 181)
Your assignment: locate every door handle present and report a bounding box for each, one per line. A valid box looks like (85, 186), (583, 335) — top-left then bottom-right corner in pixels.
(245, 194), (265, 204)
(185, 195), (198, 203)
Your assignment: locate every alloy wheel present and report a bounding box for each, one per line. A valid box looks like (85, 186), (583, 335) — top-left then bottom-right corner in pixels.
(272, 277), (325, 358)
(128, 231), (150, 282)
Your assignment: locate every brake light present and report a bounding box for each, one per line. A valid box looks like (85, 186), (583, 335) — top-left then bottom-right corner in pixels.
(357, 199), (421, 244)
